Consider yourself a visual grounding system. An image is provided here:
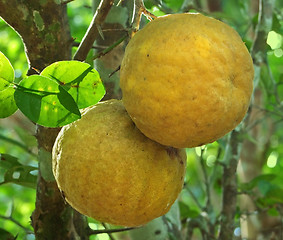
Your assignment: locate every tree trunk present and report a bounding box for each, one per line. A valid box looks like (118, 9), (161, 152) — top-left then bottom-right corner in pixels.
(0, 0), (88, 238)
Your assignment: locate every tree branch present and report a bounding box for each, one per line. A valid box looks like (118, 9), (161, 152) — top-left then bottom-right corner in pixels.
(250, 0), (275, 65)
(73, 0), (115, 61)
(218, 130), (241, 240)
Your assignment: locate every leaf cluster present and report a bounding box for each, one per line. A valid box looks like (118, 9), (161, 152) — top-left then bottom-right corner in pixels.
(0, 52), (105, 127)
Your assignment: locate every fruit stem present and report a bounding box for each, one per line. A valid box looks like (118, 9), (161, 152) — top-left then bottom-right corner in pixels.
(131, 0), (157, 37)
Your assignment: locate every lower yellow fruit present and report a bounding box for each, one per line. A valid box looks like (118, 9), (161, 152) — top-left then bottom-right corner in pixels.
(52, 99), (186, 227)
(120, 13), (254, 148)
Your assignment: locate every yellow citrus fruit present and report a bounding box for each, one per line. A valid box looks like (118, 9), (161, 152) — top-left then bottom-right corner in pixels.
(52, 99), (186, 227)
(120, 13), (254, 148)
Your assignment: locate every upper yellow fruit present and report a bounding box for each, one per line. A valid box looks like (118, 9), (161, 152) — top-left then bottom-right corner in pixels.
(120, 13), (254, 148)
(52, 99), (186, 227)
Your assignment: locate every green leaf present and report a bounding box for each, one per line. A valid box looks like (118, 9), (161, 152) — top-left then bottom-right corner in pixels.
(263, 185), (283, 203)
(41, 60), (105, 109)
(178, 201), (200, 219)
(0, 52), (14, 86)
(258, 179), (272, 196)
(267, 207), (280, 217)
(256, 185), (283, 208)
(0, 153), (37, 189)
(238, 174), (276, 192)
(0, 51), (18, 118)
(14, 75), (81, 127)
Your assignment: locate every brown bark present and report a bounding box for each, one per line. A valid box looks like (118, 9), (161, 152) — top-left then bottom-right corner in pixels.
(32, 126), (81, 239)
(0, 0), (72, 74)
(0, 0), (88, 239)
(207, 0), (221, 12)
(73, 0), (114, 61)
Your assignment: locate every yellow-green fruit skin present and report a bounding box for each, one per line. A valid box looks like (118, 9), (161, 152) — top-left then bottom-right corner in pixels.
(120, 13), (254, 148)
(52, 100), (186, 227)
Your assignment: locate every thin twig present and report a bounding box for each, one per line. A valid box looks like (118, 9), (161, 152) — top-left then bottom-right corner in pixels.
(88, 226), (136, 235)
(199, 147), (212, 212)
(186, 217), (217, 240)
(152, 0), (173, 13)
(102, 223), (115, 240)
(109, 65), (120, 78)
(131, 0), (157, 37)
(246, 113), (273, 132)
(73, 42), (107, 50)
(209, 146), (222, 184)
(131, 0), (146, 37)
(0, 134), (37, 157)
(199, 147), (216, 236)
(92, 34), (128, 60)
(185, 186), (204, 210)
(0, 214), (33, 234)
(61, 0), (75, 5)
(73, 0), (115, 61)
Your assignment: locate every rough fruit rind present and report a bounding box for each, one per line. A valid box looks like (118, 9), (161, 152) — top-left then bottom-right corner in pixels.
(120, 13), (254, 148)
(52, 99), (186, 227)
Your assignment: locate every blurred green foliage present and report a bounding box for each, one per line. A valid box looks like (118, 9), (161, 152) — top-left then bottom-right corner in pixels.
(1, 0), (283, 239)
(0, 19), (28, 83)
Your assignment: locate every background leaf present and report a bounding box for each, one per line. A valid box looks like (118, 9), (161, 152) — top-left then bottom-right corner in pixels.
(178, 201), (200, 219)
(13, 126), (37, 148)
(238, 174), (276, 192)
(0, 153), (37, 189)
(0, 51), (18, 118)
(14, 75), (81, 127)
(41, 60), (105, 109)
